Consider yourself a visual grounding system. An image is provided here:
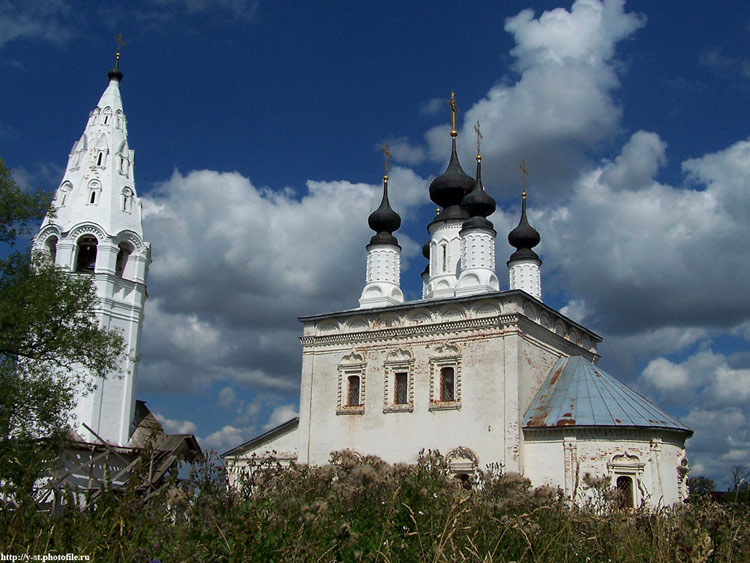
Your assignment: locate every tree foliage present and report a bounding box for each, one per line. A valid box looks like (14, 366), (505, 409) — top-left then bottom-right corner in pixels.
(0, 158), (125, 496)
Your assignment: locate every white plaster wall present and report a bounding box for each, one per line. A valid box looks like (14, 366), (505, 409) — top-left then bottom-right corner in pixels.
(523, 431), (689, 507)
(297, 294), (598, 472)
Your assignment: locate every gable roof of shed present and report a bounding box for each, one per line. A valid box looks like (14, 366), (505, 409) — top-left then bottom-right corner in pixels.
(523, 356), (691, 434)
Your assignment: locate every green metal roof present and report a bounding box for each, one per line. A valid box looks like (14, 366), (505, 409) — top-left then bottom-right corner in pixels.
(523, 356), (691, 434)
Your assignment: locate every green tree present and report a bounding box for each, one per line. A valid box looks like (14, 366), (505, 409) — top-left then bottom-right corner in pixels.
(687, 475), (714, 497)
(0, 158), (125, 499)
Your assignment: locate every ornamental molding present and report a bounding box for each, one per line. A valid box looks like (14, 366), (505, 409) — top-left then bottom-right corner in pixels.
(301, 314), (517, 347)
(114, 230), (144, 250)
(36, 225), (61, 243)
(68, 224), (106, 242)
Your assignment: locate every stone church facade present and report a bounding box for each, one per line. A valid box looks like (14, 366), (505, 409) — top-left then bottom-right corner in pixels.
(225, 96), (692, 508)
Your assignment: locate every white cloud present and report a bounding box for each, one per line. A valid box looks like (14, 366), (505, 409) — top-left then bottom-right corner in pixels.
(139, 168), (423, 394)
(559, 299), (592, 325)
(422, 0), (647, 197)
(0, 0), (75, 49)
(637, 348), (750, 480)
(600, 130), (667, 188)
(382, 138), (426, 166)
(542, 137), (750, 338)
(154, 413), (197, 435)
(263, 404), (299, 431)
(201, 425), (246, 453)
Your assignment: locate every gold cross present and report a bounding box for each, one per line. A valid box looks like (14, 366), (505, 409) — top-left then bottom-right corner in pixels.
(520, 159), (528, 198)
(449, 91), (458, 136)
(113, 33), (126, 56)
(382, 142), (392, 177)
(474, 121), (482, 156)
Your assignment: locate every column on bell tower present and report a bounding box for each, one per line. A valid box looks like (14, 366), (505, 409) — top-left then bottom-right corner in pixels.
(359, 144), (404, 309)
(33, 49), (150, 446)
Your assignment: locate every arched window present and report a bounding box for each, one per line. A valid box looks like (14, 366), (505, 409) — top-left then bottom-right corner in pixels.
(45, 236), (58, 264)
(58, 182), (72, 207)
(115, 242), (133, 278)
(102, 107), (112, 125)
(115, 110), (123, 129)
(87, 181), (101, 205)
(122, 188), (134, 213)
(75, 236), (98, 273)
(441, 244), (448, 273)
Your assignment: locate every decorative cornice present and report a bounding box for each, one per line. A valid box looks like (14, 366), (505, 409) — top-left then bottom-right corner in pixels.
(301, 314), (517, 346)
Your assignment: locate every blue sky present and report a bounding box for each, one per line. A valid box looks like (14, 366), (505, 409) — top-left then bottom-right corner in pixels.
(2, 0), (749, 486)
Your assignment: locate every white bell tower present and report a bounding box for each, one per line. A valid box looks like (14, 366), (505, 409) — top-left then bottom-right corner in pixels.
(33, 51), (150, 446)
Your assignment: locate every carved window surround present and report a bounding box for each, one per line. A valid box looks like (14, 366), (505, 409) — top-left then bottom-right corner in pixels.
(383, 348), (414, 413)
(428, 343), (462, 412)
(336, 351), (365, 415)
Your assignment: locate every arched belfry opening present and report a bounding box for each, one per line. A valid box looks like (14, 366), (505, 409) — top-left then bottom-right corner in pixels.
(75, 236), (98, 273)
(45, 236), (58, 264)
(115, 242), (133, 278)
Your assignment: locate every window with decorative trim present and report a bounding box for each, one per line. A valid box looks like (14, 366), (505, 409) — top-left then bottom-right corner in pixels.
(429, 343), (462, 411)
(607, 452), (645, 509)
(337, 351), (366, 415)
(383, 348), (414, 413)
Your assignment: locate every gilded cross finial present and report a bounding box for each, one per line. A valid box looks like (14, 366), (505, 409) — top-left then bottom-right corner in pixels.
(474, 121), (482, 158)
(449, 91), (458, 138)
(520, 159), (528, 199)
(113, 33), (126, 66)
(382, 142), (392, 179)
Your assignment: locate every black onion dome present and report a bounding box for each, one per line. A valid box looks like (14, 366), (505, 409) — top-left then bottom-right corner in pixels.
(508, 194), (541, 262)
(108, 54), (123, 82)
(461, 156), (496, 231)
(429, 137), (475, 209)
(368, 177), (401, 246)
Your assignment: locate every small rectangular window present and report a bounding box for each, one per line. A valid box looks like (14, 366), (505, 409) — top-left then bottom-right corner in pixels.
(347, 375), (360, 407)
(440, 367), (455, 402)
(394, 372), (408, 405)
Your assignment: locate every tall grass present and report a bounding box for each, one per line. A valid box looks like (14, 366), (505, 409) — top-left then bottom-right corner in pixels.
(0, 449), (747, 562)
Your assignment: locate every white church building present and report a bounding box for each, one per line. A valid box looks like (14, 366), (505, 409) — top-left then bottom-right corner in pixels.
(224, 97), (692, 508)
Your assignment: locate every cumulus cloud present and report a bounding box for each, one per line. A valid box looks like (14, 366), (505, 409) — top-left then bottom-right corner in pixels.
(599, 131), (667, 188)
(263, 404), (299, 431)
(201, 425), (245, 453)
(139, 168), (423, 394)
(543, 137), (750, 339)
(155, 413), (197, 435)
(636, 348), (750, 479)
(413, 0), (647, 198)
